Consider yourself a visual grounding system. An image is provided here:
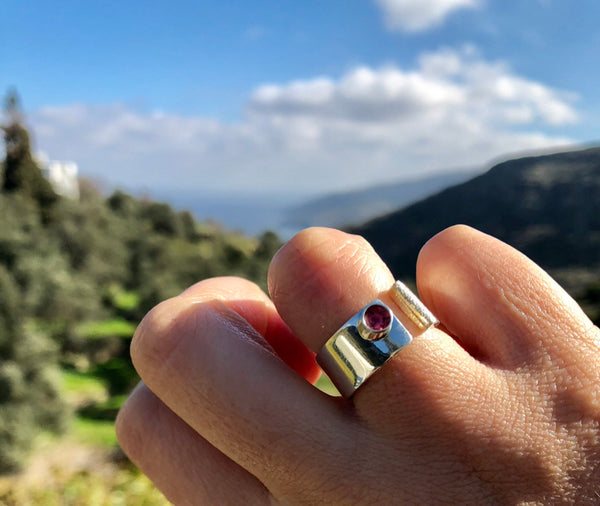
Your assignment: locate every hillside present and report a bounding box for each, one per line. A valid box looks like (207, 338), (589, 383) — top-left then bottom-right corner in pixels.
(352, 147), (600, 301)
(0, 98), (282, 477)
(284, 171), (476, 231)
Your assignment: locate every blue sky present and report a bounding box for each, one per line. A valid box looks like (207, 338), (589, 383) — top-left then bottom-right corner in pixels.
(2, 0), (599, 198)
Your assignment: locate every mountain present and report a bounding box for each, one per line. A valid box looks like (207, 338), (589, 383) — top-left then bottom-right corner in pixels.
(148, 172), (476, 239)
(351, 146), (600, 293)
(283, 171), (476, 231)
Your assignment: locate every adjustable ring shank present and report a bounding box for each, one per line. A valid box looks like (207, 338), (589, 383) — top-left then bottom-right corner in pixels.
(391, 281), (439, 330)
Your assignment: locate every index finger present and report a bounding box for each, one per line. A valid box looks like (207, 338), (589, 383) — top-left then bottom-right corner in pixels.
(129, 277), (353, 502)
(178, 276), (320, 383)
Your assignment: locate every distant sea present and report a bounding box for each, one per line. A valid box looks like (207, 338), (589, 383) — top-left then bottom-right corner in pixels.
(146, 189), (308, 238)
(129, 170), (478, 239)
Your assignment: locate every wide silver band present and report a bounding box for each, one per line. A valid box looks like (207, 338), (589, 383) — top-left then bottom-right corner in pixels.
(316, 282), (438, 398)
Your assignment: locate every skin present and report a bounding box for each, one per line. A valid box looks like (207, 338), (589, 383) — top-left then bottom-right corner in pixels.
(116, 225), (600, 505)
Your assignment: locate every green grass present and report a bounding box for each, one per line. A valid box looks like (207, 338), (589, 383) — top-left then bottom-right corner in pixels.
(73, 417), (118, 447)
(315, 374), (340, 396)
(61, 369), (108, 404)
(62, 368), (124, 447)
(105, 283), (141, 312)
(112, 291), (140, 312)
(62, 368), (128, 446)
(78, 395), (129, 422)
(0, 462), (170, 505)
(96, 395), (128, 411)
(75, 318), (137, 339)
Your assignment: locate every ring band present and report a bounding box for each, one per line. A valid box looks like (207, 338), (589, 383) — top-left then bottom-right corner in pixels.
(316, 281), (438, 398)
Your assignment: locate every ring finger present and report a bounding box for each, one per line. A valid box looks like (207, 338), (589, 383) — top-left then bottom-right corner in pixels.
(267, 227), (493, 425)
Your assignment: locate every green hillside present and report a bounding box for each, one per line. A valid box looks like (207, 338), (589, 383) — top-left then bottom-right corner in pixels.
(352, 146), (600, 323)
(0, 93), (281, 480)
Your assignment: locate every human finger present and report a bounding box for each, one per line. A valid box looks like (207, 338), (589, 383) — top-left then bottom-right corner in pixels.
(130, 277), (355, 503)
(179, 277), (320, 383)
(116, 383), (271, 505)
(416, 225), (597, 368)
(268, 226), (600, 502)
(267, 227), (494, 420)
(268, 227), (438, 351)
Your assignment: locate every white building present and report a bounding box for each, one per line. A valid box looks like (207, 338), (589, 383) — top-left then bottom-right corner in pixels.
(40, 159), (80, 200)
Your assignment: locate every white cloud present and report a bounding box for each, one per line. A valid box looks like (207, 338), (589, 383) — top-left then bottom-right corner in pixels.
(374, 0), (480, 32)
(29, 47), (578, 197)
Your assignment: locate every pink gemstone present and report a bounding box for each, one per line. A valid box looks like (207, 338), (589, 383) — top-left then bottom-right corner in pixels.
(364, 304), (391, 331)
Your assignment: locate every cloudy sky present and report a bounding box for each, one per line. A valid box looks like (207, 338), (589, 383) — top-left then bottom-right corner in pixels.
(2, 0), (599, 199)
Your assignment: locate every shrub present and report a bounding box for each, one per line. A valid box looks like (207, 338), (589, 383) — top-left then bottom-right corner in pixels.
(0, 266), (69, 473)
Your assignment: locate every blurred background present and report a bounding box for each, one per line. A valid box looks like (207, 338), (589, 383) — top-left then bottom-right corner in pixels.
(1, 0), (599, 503)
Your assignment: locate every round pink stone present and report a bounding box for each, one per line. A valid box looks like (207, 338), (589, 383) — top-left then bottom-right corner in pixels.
(364, 304), (391, 331)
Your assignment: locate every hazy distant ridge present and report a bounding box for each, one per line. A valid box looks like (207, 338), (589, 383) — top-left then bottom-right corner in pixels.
(284, 171), (476, 230)
(352, 147), (600, 283)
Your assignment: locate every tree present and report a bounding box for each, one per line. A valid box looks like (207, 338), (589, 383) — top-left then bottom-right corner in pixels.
(0, 266), (68, 472)
(1, 89), (58, 221)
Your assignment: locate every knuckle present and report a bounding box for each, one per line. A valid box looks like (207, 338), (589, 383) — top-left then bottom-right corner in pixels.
(115, 384), (154, 462)
(130, 295), (193, 377)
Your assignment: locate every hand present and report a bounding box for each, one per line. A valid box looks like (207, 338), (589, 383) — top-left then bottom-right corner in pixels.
(116, 226), (600, 504)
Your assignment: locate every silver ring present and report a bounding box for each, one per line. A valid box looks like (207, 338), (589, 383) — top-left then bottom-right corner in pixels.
(316, 281), (438, 398)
